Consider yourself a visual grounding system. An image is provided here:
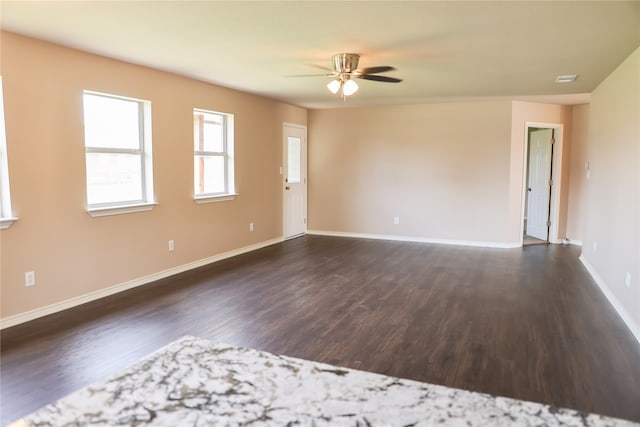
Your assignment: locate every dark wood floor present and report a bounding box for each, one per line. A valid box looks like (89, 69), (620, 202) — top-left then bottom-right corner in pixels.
(2, 235), (640, 424)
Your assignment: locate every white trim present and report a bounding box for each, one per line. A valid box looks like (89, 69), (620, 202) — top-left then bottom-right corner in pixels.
(568, 239), (583, 246)
(282, 122), (307, 130)
(87, 202), (158, 217)
(579, 255), (640, 346)
(0, 76), (15, 223)
(194, 193), (237, 204)
(0, 236), (284, 330)
(520, 122), (564, 245)
(307, 230), (521, 249)
(0, 217), (17, 229)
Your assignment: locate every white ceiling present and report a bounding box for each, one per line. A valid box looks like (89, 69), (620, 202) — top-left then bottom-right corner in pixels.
(1, 1), (639, 109)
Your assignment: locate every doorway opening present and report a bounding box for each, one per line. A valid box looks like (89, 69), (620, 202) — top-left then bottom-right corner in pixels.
(521, 122), (564, 246)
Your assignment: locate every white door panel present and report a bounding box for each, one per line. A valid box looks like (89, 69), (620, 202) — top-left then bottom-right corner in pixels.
(283, 125), (307, 239)
(526, 128), (553, 241)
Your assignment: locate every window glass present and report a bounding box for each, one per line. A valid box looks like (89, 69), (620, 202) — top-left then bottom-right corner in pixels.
(287, 136), (301, 184)
(194, 156), (225, 195)
(83, 94), (140, 150)
(85, 153), (143, 205)
(202, 120), (224, 153)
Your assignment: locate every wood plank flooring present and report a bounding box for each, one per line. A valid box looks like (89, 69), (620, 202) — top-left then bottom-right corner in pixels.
(2, 235), (640, 424)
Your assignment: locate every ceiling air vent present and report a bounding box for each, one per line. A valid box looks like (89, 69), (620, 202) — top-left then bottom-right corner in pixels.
(555, 75), (577, 83)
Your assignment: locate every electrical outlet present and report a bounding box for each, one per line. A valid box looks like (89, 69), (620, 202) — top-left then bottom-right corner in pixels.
(25, 271), (35, 287)
(249, 222), (254, 232)
(625, 272), (631, 288)
(393, 216), (400, 225)
(168, 240), (175, 252)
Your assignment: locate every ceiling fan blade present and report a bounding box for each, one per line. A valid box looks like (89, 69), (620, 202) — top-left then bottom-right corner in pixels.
(356, 74), (403, 83)
(286, 73), (335, 78)
(307, 63), (334, 72)
(356, 66), (396, 74)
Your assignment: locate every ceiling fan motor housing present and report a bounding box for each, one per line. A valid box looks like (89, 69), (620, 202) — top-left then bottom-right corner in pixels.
(332, 53), (360, 73)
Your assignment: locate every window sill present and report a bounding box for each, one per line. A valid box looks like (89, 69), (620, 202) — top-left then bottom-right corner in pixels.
(87, 202), (158, 218)
(0, 217), (18, 230)
(194, 194), (238, 204)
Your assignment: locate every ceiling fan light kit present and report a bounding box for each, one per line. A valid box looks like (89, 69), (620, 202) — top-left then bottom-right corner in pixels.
(342, 79), (359, 96)
(291, 52), (401, 99)
(332, 53), (360, 73)
(327, 79), (342, 94)
(328, 54), (362, 98)
(327, 76), (359, 97)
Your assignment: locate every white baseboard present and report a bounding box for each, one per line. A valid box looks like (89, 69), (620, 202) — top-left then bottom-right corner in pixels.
(307, 230), (521, 249)
(567, 239), (583, 246)
(0, 237), (284, 330)
(579, 255), (640, 346)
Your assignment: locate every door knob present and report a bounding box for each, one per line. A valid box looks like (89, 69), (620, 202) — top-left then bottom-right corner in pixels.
(527, 187), (532, 192)
(285, 186), (290, 190)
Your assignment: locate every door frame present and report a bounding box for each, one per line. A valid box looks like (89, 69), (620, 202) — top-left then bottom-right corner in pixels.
(520, 121), (564, 245)
(282, 122), (308, 239)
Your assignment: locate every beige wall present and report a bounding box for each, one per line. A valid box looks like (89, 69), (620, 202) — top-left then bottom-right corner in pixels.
(581, 46), (640, 332)
(308, 101), (516, 244)
(308, 100), (577, 246)
(0, 32), (306, 320)
(566, 104), (589, 242)
(508, 102), (573, 244)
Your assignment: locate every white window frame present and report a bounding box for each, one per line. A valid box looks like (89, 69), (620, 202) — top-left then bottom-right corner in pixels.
(0, 76), (17, 229)
(193, 108), (235, 203)
(83, 91), (156, 217)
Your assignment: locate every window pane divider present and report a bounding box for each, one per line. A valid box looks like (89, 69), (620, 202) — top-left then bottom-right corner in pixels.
(194, 151), (225, 156)
(86, 147), (142, 155)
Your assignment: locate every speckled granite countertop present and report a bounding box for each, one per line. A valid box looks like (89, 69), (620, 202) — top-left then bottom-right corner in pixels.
(12, 336), (638, 426)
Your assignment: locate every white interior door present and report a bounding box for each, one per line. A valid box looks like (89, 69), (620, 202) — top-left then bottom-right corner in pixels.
(526, 128), (553, 240)
(283, 124), (307, 239)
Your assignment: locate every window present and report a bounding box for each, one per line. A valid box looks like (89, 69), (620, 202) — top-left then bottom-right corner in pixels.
(0, 76), (17, 229)
(83, 91), (155, 215)
(193, 109), (235, 200)
(287, 136), (302, 184)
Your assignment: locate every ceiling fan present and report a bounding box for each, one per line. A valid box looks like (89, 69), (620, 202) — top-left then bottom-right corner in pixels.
(292, 53), (402, 98)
